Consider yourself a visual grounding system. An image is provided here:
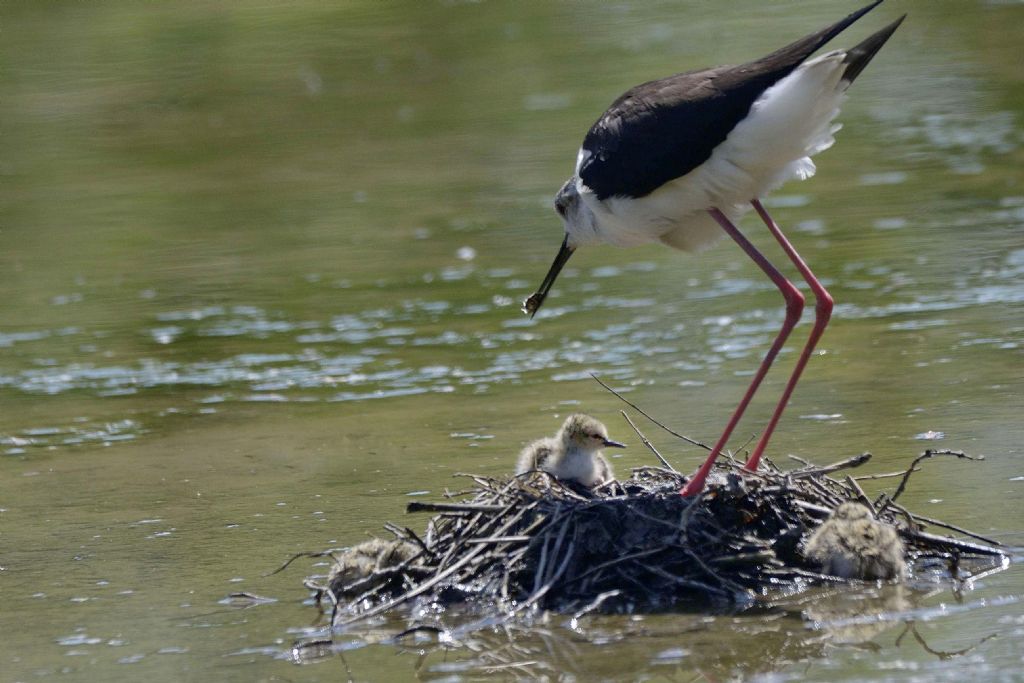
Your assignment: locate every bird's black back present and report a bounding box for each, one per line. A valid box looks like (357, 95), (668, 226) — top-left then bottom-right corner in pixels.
(577, 1), (886, 201)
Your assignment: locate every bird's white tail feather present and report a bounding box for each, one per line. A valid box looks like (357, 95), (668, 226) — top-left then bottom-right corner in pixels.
(704, 50), (849, 202)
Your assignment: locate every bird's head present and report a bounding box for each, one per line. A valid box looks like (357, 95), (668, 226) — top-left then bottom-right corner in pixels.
(559, 413), (626, 452)
(522, 178), (597, 318)
(831, 502), (873, 522)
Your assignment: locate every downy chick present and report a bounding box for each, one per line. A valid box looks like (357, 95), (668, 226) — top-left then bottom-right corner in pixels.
(804, 502), (906, 581)
(327, 537), (419, 599)
(515, 413), (624, 487)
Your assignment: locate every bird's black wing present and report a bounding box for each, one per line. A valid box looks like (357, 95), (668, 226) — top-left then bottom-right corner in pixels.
(577, 1), (885, 200)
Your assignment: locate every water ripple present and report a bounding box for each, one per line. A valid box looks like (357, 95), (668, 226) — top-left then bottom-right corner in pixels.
(1, 247), (1020, 449)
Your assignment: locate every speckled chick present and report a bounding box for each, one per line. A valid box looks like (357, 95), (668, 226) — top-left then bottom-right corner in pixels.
(515, 414), (624, 487)
(327, 538), (419, 598)
(804, 502), (906, 581)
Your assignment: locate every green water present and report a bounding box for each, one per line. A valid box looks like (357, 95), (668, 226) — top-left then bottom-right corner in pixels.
(1, 1), (1022, 680)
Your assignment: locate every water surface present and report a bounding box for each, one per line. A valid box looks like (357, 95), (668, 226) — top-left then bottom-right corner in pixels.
(2, 1), (1023, 681)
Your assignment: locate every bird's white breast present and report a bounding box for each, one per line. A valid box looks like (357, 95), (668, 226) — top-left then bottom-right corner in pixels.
(554, 447), (604, 487)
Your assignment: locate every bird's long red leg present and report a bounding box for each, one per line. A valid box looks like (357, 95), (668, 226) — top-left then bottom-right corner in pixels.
(742, 199), (834, 472)
(680, 208), (804, 496)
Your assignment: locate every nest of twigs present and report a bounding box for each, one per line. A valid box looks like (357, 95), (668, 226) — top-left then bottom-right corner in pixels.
(302, 446), (1006, 628)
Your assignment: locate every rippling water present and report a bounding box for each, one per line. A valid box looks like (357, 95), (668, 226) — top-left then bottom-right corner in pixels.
(1, 1), (1022, 681)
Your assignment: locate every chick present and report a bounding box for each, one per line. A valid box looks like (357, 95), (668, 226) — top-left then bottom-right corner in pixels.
(327, 537), (418, 599)
(515, 414), (625, 487)
(804, 502), (906, 581)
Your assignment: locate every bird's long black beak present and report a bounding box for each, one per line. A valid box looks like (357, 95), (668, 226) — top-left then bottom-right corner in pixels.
(602, 438), (626, 449)
(522, 236), (575, 318)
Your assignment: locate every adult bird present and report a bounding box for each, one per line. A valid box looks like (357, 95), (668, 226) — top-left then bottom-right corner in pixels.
(523, 2), (904, 496)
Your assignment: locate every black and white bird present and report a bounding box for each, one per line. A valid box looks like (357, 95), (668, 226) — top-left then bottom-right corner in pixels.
(523, 2), (904, 497)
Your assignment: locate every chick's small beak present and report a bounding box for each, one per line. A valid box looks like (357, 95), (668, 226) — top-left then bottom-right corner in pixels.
(602, 438), (626, 449)
(522, 236), (575, 318)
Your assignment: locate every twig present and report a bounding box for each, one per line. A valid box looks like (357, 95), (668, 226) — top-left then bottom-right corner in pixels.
(532, 530), (553, 596)
(853, 469), (914, 481)
(790, 453), (872, 479)
(734, 433), (758, 459)
(590, 373), (710, 450)
(891, 450), (983, 503)
(961, 560), (1010, 584)
(643, 564), (729, 599)
(520, 540), (576, 611)
(407, 501), (507, 514)
(402, 526), (435, 557)
(571, 590), (622, 622)
(899, 528), (1006, 557)
(792, 499), (835, 517)
(845, 476), (875, 512)
(678, 544), (750, 595)
(708, 551), (777, 566)
(897, 621), (999, 660)
(903, 510), (1002, 546)
(563, 546), (667, 588)
(266, 549), (339, 577)
(392, 624), (448, 642)
(875, 494), (919, 531)
(465, 536), (532, 544)
(620, 410), (676, 471)
(761, 566), (846, 583)
(630, 465), (685, 479)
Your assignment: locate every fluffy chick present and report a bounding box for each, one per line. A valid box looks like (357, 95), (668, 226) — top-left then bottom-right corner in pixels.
(804, 502), (906, 581)
(328, 537), (419, 598)
(515, 413), (624, 487)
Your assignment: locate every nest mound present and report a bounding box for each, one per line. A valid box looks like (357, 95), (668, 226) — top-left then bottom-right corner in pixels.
(307, 449), (1005, 626)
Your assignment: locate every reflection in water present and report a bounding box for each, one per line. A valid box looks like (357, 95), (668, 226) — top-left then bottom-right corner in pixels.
(291, 581), (1009, 681)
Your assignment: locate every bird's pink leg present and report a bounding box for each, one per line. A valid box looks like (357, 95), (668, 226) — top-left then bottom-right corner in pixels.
(742, 199), (833, 472)
(680, 208), (804, 496)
